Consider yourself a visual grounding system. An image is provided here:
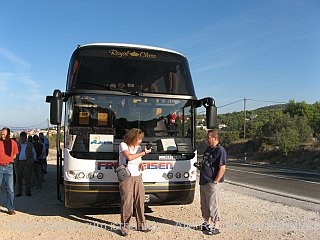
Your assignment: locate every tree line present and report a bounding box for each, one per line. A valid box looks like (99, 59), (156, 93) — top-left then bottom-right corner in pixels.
(197, 100), (320, 155)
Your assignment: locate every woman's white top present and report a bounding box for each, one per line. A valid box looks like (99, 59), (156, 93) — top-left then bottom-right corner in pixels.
(119, 142), (142, 176)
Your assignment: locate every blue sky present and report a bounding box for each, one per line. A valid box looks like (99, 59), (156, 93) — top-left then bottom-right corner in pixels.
(0, 0), (319, 129)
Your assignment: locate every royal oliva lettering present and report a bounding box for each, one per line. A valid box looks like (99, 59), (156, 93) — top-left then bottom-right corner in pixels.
(109, 49), (130, 58)
(139, 52), (156, 59)
(109, 49), (156, 59)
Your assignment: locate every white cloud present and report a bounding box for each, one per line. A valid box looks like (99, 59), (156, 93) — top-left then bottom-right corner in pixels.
(192, 58), (235, 73)
(0, 48), (31, 70)
(0, 72), (14, 92)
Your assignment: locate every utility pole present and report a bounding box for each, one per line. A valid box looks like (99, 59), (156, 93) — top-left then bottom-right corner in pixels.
(243, 97), (246, 139)
(243, 97), (247, 162)
(47, 118), (50, 136)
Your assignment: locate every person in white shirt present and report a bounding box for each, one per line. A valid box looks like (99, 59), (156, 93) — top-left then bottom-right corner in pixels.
(118, 128), (152, 236)
(15, 132), (37, 197)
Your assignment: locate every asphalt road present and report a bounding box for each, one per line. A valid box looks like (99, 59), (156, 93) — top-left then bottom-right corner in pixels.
(225, 161), (320, 204)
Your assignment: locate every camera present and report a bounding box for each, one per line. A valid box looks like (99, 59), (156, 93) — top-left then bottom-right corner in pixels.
(194, 162), (204, 170)
(146, 143), (153, 150)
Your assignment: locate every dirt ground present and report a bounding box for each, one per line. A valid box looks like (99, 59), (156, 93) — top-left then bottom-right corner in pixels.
(0, 153), (319, 240)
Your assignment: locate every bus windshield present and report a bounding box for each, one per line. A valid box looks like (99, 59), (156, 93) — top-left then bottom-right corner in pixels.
(65, 94), (193, 152)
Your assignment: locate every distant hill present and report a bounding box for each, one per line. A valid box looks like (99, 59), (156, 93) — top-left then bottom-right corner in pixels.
(254, 103), (288, 112)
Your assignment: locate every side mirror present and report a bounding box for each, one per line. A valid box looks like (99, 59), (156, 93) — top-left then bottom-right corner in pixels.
(197, 97), (217, 129)
(206, 105), (217, 129)
(46, 89), (63, 125)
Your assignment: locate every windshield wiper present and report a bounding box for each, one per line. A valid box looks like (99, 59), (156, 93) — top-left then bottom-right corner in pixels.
(111, 89), (143, 96)
(81, 81), (111, 89)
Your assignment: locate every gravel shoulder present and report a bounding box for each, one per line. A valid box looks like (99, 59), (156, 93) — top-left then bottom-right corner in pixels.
(1, 156), (319, 240)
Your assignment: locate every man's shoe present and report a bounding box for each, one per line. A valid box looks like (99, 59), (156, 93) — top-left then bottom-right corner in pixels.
(15, 193), (22, 197)
(138, 228), (152, 233)
(195, 222), (210, 231)
(119, 229), (128, 236)
(207, 227), (220, 235)
(8, 210), (16, 215)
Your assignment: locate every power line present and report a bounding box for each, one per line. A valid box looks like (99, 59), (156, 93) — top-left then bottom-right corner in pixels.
(248, 99), (287, 104)
(217, 99), (243, 108)
(218, 98), (287, 109)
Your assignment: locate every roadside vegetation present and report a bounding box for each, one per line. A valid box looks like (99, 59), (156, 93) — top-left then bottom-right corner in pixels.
(197, 100), (320, 171)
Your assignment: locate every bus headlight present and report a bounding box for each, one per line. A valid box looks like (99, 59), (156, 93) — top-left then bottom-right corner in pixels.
(183, 172), (189, 178)
(87, 172), (94, 179)
(97, 172), (104, 179)
(77, 172), (85, 179)
(175, 172), (181, 178)
(167, 173), (173, 179)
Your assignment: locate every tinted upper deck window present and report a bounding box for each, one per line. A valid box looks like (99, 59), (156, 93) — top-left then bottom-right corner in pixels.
(67, 46), (196, 96)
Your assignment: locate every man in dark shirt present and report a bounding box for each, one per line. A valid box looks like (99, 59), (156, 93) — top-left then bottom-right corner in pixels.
(196, 130), (227, 235)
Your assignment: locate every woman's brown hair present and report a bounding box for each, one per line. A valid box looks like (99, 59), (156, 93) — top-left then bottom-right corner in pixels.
(123, 128), (144, 146)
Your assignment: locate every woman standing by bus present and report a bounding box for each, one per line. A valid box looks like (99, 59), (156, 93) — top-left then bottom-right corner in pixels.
(118, 128), (152, 236)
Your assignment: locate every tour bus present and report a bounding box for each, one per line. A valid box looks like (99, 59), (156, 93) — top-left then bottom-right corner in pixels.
(46, 43), (217, 208)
